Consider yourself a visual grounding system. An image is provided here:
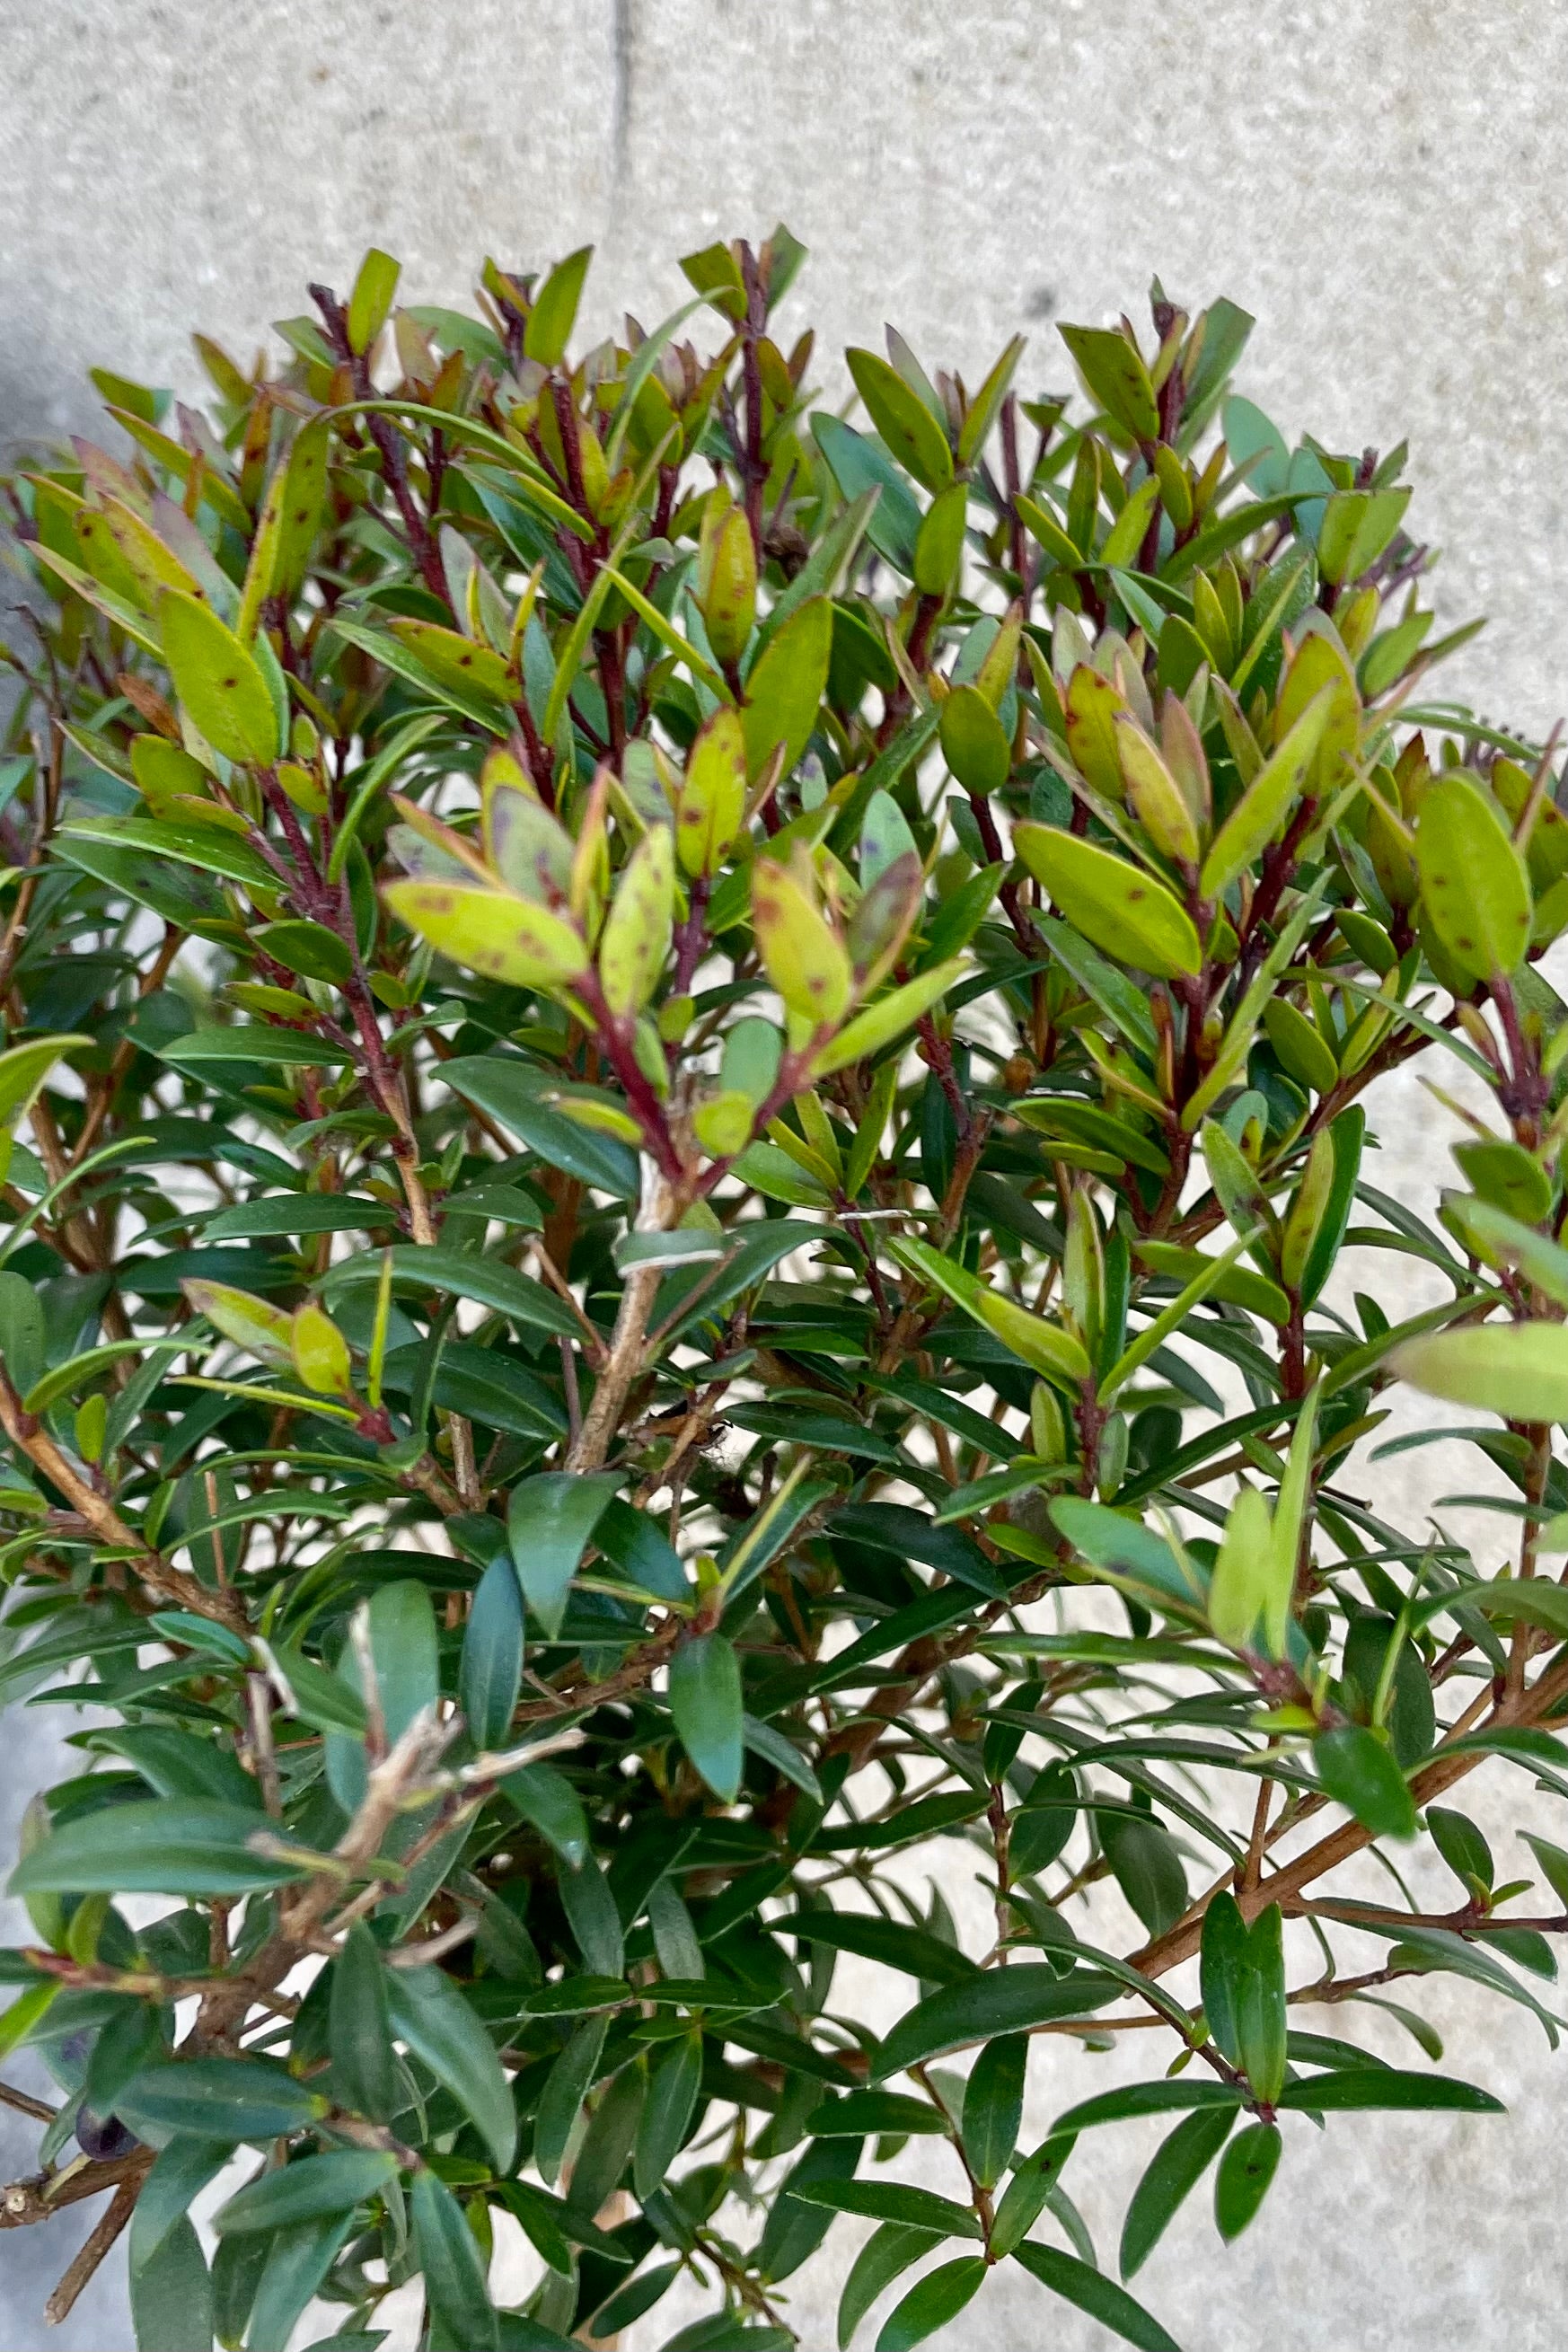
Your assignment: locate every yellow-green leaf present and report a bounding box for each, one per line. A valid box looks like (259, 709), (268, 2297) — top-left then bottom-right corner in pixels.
(291, 1303), (353, 1398)
(382, 879), (588, 991)
(347, 248), (401, 356)
(914, 482), (969, 596)
(1114, 714), (1201, 866)
(940, 683), (1010, 796)
(810, 959), (967, 1078)
(891, 1237), (1092, 1390)
(276, 419), (330, 593)
(1394, 1320), (1568, 1423)
(0, 1035), (92, 1128)
(1197, 686), (1334, 901)
(1014, 824), (1202, 979)
(1064, 665), (1129, 799)
(182, 1279), (296, 1370)
(845, 348), (954, 493)
(1059, 323), (1160, 441)
(598, 825), (674, 1016)
(525, 246), (594, 367)
(389, 619), (513, 708)
(697, 494), (757, 665)
(751, 854), (852, 1024)
(159, 590), (283, 766)
(1263, 997), (1338, 1094)
(675, 707), (747, 877)
(1415, 772), (1532, 982)
(1276, 631), (1360, 793)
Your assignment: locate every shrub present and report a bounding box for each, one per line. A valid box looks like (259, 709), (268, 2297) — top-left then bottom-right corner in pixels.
(0, 232), (1564, 2352)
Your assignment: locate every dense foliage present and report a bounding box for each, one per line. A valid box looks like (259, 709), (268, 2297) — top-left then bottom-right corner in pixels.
(3, 232), (1568, 2352)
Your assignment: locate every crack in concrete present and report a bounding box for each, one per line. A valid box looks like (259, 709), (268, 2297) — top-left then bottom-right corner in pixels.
(611, 0), (635, 194)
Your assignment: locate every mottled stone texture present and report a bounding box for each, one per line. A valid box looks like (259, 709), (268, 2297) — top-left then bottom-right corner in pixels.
(1, 4), (1565, 2345)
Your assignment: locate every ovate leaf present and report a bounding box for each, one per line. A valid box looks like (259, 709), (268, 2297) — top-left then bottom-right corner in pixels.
(1393, 1321), (1568, 1425)
(1014, 825), (1202, 980)
(1416, 771), (1532, 981)
(669, 1632), (744, 1803)
(159, 588), (284, 766)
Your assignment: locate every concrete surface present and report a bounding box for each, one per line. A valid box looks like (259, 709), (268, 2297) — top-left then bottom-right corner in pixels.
(3, 2), (1568, 2346)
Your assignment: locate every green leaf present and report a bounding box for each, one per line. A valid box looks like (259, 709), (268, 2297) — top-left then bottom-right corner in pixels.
(1011, 2238), (1181, 2352)
(1014, 825), (1202, 980)
(1120, 2106), (1237, 2277)
(411, 2168), (498, 2352)
(1050, 1497), (1207, 1620)
(325, 1241), (585, 1339)
(1313, 1724), (1418, 1840)
(961, 2031), (1026, 2189)
(889, 1235), (1091, 1388)
(203, 1192), (394, 1238)
(914, 480), (970, 595)
(0, 1034), (92, 1126)
(130, 2138), (233, 2276)
(876, 2256), (987, 2351)
(8, 1801), (309, 1898)
(1442, 1198), (1568, 1308)
(508, 1469), (621, 1638)
(813, 414), (921, 573)
(131, 2215), (214, 2352)
(386, 1962), (517, 2172)
(559, 1855), (626, 1977)
(1416, 771), (1532, 981)
(346, 246), (401, 354)
(810, 959), (967, 1078)
(162, 1026), (352, 1069)
(806, 2091), (948, 2139)
(1199, 1895), (1286, 2101)
(1198, 687), (1334, 900)
(839, 2221), (942, 2349)
(875, 1967), (1121, 2081)
(1522, 1830), (1568, 1907)
(216, 2150), (395, 2234)
(440, 1056), (640, 1195)
(534, 2013), (609, 2188)
(788, 1908), (979, 1986)
(669, 1631), (744, 1801)
(525, 245), (593, 366)
(500, 1760), (591, 1871)
(1264, 995), (1338, 1095)
(742, 595), (833, 780)
(462, 1554), (524, 1749)
(792, 2178), (982, 2237)
(247, 2215), (357, 2352)
(1393, 1320), (1568, 1425)
(1104, 1814), (1188, 1938)
(1058, 324), (1160, 442)
(742, 1713), (823, 1802)
(0, 1978), (57, 2059)
(94, 1726), (262, 1811)
(1054, 2080), (1242, 2134)
(159, 587), (283, 765)
(330, 1922), (399, 2123)
(940, 683), (1010, 795)
(116, 2057), (324, 2145)
(1213, 2120), (1282, 2242)
(847, 348), (954, 493)
(634, 2030), (703, 2198)
(1274, 2067), (1502, 2113)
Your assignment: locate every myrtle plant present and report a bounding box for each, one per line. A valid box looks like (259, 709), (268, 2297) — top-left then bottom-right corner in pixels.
(3, 232), (1568, 2352)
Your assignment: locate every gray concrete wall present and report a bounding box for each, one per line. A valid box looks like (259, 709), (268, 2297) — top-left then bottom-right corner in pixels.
(3, 4), (1568, 2347)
